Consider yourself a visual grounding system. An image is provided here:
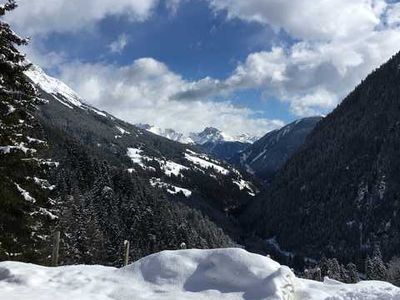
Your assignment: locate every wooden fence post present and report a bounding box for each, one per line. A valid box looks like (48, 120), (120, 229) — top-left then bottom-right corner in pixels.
(51, 231), (60, 267)
(123, 240), (130, 266)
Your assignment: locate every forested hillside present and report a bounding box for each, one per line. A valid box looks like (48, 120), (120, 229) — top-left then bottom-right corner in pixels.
(244, 51), (400, 267)
(233, 117), (322, 184)
(3, 62), (258, 265)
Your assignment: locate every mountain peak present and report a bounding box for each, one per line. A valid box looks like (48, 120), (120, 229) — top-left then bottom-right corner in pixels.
(190, 127), (229, 145)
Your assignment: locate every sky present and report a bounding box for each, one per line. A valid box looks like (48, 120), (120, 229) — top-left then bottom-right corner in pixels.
(6, 0), (400, 137)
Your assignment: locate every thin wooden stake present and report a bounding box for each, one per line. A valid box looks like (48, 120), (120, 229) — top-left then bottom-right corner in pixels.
(51, 231), (60, 267)
(123, 240), (130, 266)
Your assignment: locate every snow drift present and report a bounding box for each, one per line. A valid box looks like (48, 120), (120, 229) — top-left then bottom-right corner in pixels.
(0, 248), (399, 300)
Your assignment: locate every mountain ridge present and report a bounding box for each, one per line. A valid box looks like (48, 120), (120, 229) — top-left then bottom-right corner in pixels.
(243, 51), (400, 264)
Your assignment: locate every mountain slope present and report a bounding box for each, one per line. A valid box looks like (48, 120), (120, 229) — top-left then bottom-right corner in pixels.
(245, 52), (400, 263)
(23, 65), (258, 264)
(198, 140), (250, 162)
(234, 117), (322, 183)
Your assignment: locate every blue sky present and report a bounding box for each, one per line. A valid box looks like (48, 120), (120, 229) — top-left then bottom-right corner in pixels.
(7, 0), (400, 137)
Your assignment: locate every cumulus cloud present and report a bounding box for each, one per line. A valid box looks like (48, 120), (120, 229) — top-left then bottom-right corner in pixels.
(175, 0), (400, 116)
(6, 0), (159, 36)
(56, 58), (283, 136)
(12, 0), (400, 132)
(207, 0), (386, 41)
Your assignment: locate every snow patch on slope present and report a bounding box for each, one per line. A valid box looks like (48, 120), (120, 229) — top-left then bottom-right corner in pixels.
(1, 248), (399, 300)
(150, 178), (192, 198)
(154, 159), (188, 177)
(185, 149), (230, 175)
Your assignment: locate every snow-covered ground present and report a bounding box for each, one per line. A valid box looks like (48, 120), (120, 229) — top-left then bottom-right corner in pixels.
(0, 248), (399, 300)
(185, 149), (230, 175)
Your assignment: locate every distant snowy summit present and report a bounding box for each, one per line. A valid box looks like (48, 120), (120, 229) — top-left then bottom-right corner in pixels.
(136, 124), (195, 144)
(137, 124), (259, 145)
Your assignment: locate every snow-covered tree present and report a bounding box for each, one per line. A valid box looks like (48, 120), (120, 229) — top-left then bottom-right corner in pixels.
(0, 0), (54, 263)
(366, 245), (388, 281)
(388, 257), (400, 286)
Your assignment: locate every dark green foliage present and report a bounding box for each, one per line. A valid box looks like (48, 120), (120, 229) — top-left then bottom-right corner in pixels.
(388, 257), (400, 286)
(244, 51), (400, 264)
(304, 257), (360, 283)
(366, 245), (388, 281)
(51, 140), (234, 266)
(30, 84), (242, 265)
(234, 117), (322, 184)
(0, 0), (53, 263)
(196, 140), (250, 162)
(346, 263), (360, 283)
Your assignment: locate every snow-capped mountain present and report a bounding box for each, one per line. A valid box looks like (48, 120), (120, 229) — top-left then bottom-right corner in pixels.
(25, 65), (109, 118)
(191, 127), (258, 144)
(137, 124), (258, 145)
(136, 124), (194, 144)
(136, 125), (259, 162)
(190, 127), (233, 145)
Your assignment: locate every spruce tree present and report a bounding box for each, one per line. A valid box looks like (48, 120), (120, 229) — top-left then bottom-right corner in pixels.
(0, 0), (54, 263)
(346, 263), (360, 283)
(366, 245), (388, 281)
(388, 257), (400, 286)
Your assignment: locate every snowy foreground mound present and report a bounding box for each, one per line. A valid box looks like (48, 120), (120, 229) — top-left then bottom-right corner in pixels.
(1, 248), (399, 300)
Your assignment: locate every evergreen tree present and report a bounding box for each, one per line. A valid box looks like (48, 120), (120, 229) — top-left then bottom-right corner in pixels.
(366, 245), (388, 281)
(346, 263), (360, 283)
(388, 257), (400, 287)
(0, 0), (53, 263)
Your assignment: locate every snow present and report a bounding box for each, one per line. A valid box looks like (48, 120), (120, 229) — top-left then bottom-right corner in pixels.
(126, 148), (185, 175)
(32, 177), (56, 191)
(126, 148), (157, 172)
(7, 104), (15, 114)
(1, 248), (399, 300)
(116, 126), (130, 135)
(233, 179), (256, 196)
(33, 207), (58, 220)
(27, 137), (46, 144)
(233, 179), (252, 191)
(92, 108), (107, 117)
(185, 150), (229, 175)
(150, 178), (192, 197)
(14, 183), (36, 203)
(137, 124), (194, 144)
(25, 65), (83, 109)
(137, 124), (257, 144)
(126, 148), (148, 169)
(0, 143), (36, 154)
(154, 159), (188, 177)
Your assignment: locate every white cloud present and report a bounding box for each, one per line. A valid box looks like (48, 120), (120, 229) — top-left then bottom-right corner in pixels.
(109, 34), (129, 54)
(6, 0), (159, 36)
(208, 0), (387, 41)
(177, 0), (400, 117)
(56, 58), (283, 137)
(13, 0), (400, 129)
